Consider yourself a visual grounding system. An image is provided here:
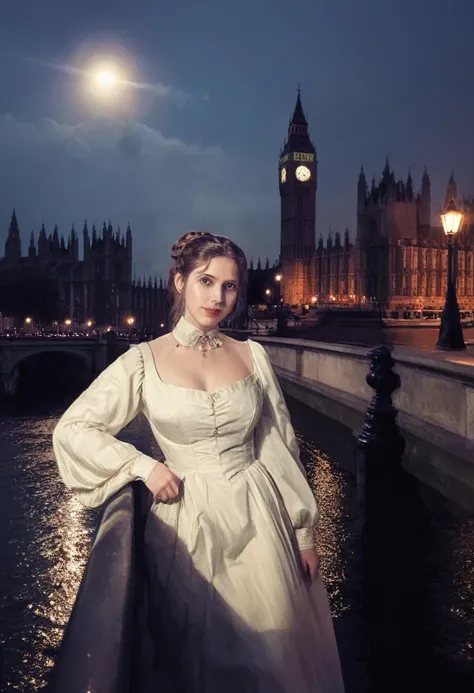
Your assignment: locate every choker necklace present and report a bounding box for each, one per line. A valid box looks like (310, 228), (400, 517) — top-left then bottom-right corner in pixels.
(172, 315), (224, 354)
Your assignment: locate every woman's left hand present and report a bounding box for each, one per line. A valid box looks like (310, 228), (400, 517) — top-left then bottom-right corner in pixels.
(300, 549), (320, 583)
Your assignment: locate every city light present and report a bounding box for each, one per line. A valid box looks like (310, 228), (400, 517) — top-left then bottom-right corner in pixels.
(126, 317), (135, 326)
(275, 274), (282, 282)
(25, 317), (32, 324)
(64, 319), (72, 326)
(441, 197), (464, 237)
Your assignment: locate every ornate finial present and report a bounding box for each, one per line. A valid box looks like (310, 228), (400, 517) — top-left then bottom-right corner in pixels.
(357, 345), (404, 450)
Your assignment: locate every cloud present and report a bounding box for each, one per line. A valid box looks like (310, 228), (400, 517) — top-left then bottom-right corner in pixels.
(0, 114), (273, 278)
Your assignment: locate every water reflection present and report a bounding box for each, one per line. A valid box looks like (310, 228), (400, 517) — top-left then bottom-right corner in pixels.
(0, 413), (98, 691)
(296, 425), (370, 690)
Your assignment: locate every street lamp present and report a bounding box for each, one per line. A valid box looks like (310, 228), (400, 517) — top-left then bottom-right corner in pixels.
(436, 197), (466, 351)
(264, 289), (272, 319)
(275, 273), (283, 308)
(126, 316), (136, 340)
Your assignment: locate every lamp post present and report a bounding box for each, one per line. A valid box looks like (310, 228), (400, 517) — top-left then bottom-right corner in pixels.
(436, 197), (466, 351)
(264, 289), (271, 319)
(275, 273), (283, 312)
(126, 316), (135, 340)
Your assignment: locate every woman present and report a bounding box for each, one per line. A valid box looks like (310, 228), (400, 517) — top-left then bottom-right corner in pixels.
(53, 231), (345, 693)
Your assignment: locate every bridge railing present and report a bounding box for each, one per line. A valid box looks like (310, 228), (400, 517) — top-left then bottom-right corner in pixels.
(45, 481), (152, 693)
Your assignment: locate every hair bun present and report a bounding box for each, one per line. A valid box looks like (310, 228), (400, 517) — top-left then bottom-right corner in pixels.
(171, 231), (213, 261)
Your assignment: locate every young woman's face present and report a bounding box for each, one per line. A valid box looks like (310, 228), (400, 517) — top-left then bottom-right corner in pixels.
(176, 255), (239, 330)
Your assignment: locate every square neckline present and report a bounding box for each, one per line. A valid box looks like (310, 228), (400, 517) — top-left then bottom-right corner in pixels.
(141, 339), (258, 396)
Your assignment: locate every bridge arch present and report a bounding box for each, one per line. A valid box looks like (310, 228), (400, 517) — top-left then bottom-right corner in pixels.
(6, 347), (93, 373)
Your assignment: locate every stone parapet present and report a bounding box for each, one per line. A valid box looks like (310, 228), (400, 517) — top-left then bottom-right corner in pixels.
(255, 336), (474, 510)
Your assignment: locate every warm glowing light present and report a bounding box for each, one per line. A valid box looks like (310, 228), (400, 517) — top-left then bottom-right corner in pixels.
(126, 316), (135, 326)
(64, 319), (72, 326)
(69, 40), (144, 117)
(275, 274), (282, 282)
(86, 320), (93, 328)
(311, 296), (317, 303)
(82, 56), (130, 108)
(265, 289), (271, 296)
(160, 323), (164, 328)
(25, 317), (32, 324)
(441, 197), (464, 237)
(96, 70), (117, 89)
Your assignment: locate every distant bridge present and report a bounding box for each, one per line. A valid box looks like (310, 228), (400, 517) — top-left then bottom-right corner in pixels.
(0, 335), (131, 397)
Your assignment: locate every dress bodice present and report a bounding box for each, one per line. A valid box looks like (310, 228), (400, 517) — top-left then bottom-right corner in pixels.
(139, 342), (264, 480)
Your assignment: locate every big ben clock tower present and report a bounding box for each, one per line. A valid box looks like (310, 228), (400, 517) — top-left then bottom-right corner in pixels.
(279, 89), (317, 307)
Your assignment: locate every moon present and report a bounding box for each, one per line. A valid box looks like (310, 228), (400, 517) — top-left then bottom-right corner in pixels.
(95, 70), (117, 89)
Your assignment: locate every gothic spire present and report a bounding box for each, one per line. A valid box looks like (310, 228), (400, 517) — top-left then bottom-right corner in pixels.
(445, 170), (458, 206)
(52, 224), (59, 250)
(7, 209), (20, 241)
(290, 86), (308, 127)
(358, 165), (367, 212)
(407, 168), (413, 199)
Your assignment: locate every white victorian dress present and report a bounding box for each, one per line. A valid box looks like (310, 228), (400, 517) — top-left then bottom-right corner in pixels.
(53, 317), (345, 693)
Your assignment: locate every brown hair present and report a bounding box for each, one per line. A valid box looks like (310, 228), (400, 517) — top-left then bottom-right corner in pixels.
(167, 231), (248, 328)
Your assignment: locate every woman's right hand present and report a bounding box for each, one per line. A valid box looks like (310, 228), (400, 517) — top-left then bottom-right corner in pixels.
(144, 462), (183, 502)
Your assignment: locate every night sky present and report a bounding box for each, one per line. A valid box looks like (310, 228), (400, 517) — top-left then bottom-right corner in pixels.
(1, 0), (473, 280)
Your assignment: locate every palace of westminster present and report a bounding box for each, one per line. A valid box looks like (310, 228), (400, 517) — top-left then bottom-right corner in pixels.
(1, 93), (474, 329)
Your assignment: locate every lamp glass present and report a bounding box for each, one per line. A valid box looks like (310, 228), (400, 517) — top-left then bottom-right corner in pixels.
(441, 198), (464, 236)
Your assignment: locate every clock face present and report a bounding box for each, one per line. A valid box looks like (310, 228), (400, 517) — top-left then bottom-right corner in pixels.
(295, 165), (311, 182)
(281, 167), (287, 183)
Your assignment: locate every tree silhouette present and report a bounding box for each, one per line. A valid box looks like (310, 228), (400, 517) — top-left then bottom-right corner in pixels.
(0, 266), (66, 323)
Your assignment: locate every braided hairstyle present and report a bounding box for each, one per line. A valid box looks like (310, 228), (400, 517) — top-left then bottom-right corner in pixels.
(167, 231), (248, 328)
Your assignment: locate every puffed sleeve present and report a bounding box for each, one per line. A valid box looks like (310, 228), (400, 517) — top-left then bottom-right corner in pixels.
(52, 344), (158, 509)
(251, 340), (319, 551)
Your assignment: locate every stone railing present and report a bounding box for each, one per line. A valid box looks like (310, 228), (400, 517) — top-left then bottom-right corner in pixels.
(255, 336), (474, 510)
(45, 481), (152, 693)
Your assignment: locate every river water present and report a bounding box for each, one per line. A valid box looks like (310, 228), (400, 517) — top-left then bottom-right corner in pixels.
(0, 379), (473, 692)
